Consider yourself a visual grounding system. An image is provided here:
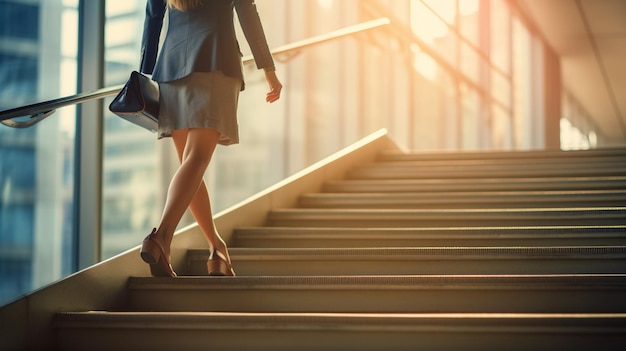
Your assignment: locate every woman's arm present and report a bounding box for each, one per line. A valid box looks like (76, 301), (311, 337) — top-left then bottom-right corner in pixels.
(234, 0), (274, 71)
(139, 0), (167, 74)
(235, 0), (282, 102)
(265, 70), (282, 103)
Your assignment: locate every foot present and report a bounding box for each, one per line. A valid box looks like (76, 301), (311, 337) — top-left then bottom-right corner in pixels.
(140, 228), (177, 277)
(207, 249), (235, 276)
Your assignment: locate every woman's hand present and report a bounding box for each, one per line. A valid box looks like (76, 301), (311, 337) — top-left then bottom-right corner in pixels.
(264, 70), (282, 103)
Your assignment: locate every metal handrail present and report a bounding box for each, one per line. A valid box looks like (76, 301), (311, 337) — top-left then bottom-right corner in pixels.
(0, 17), (390, 128)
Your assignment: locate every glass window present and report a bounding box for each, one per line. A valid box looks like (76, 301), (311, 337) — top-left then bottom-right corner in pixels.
(0, 0), (78, 306)
(102, 1), (171, 260)
(489, 0), (511, 74)
(411, 1), (443, 39)
(422, 0), (456, 25)
(460, 41), (481, 84)
(411, 45), (439, 81)
(0, 54), (38, 105)
(407, 40), (460, 148)
(492, 104), (512, 149)
(460, 83), (481, 149)
(0, 2), (39, 39)
(491, 70), (511, 108)
(458, 0), (480, 46)
(512, 17), (532, 148)
(411, 0), (458, 65)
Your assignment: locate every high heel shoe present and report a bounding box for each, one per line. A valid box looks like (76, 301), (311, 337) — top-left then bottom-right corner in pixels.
(140, 228), (177, 277)
(207, 249), (236, 276)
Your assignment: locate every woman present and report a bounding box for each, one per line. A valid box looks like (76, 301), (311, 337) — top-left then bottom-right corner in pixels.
(138, 0), (282, 277)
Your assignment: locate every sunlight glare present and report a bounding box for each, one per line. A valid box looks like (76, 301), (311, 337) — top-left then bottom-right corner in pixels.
(412, 44), (438, 81)
(411, 1), (450, 44)
(423, 0), (456, 23)
(460, 0), (479, 16)
(317, 0), (333, 9)
(417, 0), (479, 35)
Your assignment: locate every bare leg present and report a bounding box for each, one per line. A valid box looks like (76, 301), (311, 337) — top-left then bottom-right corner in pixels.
(171, 131), (232, 263)
(151, 128), (220, 259)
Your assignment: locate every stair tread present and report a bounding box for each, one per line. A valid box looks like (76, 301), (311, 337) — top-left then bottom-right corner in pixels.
(271, 207), (626, 213)
(267, 208), (626, 228)
(347, 166), (626, 179)
(377, 148), (626, 162)
(299, 191), (626, 208)
(54, 312), (626, 350)
(323, 177), (626, 192)
(56, 310), (626, 329)
(123, 274), (626, 314)
(189, 246), (626, 259)
(368, 158), (626, 167)
(127, 274), (626, 290)
(302, 190), (626, 198)
(234, 226), (626, 247)
(235, 225), (626, 237)
(307, 189), (626, 194)
(268, 207), (626, 220)
(327, 176), (626, 184)
(54, 309), (626, 346)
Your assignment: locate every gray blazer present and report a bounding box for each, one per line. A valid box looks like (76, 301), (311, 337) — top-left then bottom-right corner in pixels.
(140, 0), (275, 90)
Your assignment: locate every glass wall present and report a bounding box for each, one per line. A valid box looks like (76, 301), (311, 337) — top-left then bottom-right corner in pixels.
(0, 0), (78, 306)
(405, 0), (531, 150)
(102, 0), (165, 259)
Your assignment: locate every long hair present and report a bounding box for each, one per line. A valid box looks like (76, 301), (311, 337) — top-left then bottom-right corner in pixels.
(167, 0), (204, 11)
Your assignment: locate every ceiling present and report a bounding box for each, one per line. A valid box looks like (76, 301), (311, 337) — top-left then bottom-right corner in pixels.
(518, 0), (626, 145)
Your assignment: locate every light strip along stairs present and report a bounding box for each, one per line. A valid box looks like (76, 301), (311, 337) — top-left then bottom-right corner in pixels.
(56, 145), (626, 350)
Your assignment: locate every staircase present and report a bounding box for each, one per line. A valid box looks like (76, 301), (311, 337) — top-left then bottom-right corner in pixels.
(54, 147), (626, 350)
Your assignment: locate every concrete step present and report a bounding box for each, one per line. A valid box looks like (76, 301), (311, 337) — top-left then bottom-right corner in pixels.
(266, 207), (626, 227)
(54, 311), (626, 351)
(124, 275), (626, 313)
(322, 176), (626, 193)
(233, 225), (626, 248)
(186, 247), (626, 276)
(372, 156), (626, 168)
(377, 148), (626, 163)
(348, 164), (626, 180)
(297, 190), (626, 209)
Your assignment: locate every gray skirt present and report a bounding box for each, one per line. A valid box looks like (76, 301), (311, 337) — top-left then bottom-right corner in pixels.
(157, 71), (241, 145)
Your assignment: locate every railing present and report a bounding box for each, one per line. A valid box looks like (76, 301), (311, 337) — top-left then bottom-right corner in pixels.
(0, 17), (389, 129)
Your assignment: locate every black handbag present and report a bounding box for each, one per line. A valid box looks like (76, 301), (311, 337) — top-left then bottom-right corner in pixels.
(109, 71), (160, 132)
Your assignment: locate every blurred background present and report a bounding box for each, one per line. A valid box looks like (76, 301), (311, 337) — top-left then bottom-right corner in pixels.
(1, 0), (624, 306)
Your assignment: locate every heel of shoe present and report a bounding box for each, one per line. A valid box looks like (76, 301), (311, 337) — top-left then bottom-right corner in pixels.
(207, 250), (235, 276)
(140, 228), (162, 264)
(140, 236), (161, 264)
(207, 256), (228, 276)
(139, 228), (176, 277)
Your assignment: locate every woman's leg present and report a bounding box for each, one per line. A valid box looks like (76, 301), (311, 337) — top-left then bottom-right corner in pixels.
(151, 128), (220, 258)
(171, 130), (231, 262)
